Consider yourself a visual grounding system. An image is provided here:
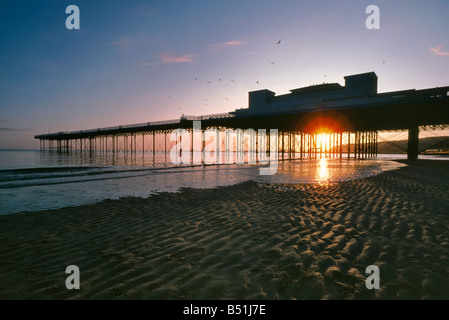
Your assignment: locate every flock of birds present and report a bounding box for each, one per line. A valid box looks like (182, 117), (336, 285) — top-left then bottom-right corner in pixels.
(168, 39), (387, 110)
(168, 39), (284, 108)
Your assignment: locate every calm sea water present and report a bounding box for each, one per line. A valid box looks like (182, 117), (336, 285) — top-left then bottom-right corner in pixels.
(1, 150), (446, 215)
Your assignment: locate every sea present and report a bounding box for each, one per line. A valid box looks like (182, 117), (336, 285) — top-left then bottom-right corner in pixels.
(1, 149), (447, 215)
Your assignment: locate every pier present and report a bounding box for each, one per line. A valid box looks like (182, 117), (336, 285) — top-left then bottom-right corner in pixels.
(35, 72), (449, 161)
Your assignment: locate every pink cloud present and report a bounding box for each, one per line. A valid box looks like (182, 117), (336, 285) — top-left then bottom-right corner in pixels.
(209, 41), (244, 51)
(430, 45), (449, 56)
(160, 52), (194, 63)
(138, 52), (195, 67)
(110, 38), (131, 46)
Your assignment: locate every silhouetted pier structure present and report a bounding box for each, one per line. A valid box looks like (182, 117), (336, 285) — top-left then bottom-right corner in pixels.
(35, 72), (449, 161)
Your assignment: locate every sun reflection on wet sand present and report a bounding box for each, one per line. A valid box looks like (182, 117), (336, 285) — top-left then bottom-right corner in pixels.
(316, 157), (330, 186)
(255, 158), (407, 186)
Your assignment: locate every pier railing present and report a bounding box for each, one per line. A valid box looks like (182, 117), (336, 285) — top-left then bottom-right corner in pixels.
(35, 112), (236, 139)
(180, 113), (235, 121)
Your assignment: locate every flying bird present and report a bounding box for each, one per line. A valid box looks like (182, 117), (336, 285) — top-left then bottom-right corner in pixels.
(256, 81), (259, 84)
(276, 39), (281, 44)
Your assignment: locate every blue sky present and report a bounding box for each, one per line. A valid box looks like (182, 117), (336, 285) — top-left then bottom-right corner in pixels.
(1, 0), (448, 149)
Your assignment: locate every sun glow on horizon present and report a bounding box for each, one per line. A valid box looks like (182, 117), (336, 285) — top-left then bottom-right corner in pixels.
(316, 131), (332, 153)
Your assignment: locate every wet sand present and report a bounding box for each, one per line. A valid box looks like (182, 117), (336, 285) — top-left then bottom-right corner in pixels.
(1, 160), (449, 299)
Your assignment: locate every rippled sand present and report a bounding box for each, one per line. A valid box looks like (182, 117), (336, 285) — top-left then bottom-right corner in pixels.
(1, 160), (449, 299)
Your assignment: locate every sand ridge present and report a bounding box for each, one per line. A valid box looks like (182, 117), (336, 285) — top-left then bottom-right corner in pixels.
(1, 160), (449, 299)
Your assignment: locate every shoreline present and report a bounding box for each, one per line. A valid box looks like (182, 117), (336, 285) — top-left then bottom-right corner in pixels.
(0, 156), (406, 215)
(1, 160), (449, 299)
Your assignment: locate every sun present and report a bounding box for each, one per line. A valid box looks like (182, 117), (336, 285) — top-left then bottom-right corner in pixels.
(315, 130), (332, 152)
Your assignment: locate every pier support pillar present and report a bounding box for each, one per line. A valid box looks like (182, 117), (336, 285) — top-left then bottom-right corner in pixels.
(407, 125), (419, 160)
(153, 131), (156, 156)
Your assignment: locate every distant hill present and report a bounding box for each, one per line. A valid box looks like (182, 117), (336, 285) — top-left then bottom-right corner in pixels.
(377, 136), (449, 154)
(326, 136), (449, 154)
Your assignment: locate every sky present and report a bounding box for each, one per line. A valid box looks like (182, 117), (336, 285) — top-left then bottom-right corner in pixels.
(1, 0), (448, 149)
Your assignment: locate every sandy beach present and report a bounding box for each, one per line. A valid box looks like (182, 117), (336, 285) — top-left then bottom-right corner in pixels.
(1, 160), (449, 300)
